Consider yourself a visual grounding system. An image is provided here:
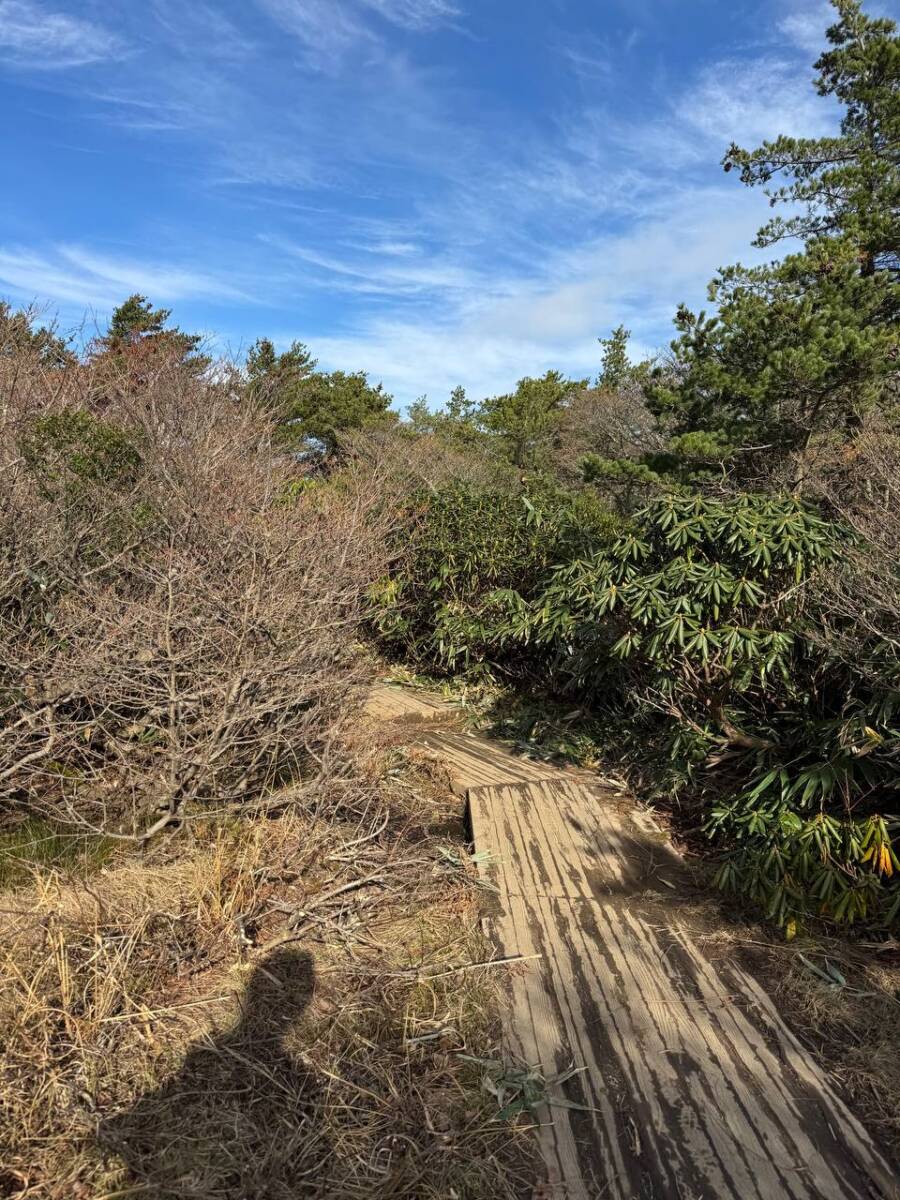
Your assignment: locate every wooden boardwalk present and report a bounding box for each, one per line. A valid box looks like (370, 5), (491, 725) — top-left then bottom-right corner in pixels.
(366, 684), (896, 1200)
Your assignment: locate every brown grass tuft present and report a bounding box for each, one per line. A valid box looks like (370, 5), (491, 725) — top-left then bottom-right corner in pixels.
(0, 743), (537, 1199)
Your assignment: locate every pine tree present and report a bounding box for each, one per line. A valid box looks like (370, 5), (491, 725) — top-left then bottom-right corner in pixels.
(247, 337), (393, 454)
(0, 303), (75, 367)
(651, 0), (900, 484)
(406, 395), (435, 435)
(481, 371), (581, 468)
(247, 338), (316, 412)
(446, 385), (474, 424)
(597, 326), (632, 390)
(288, 368), (394, 454)
(724, 0), (900, 277)
(96, 295), (208, 373)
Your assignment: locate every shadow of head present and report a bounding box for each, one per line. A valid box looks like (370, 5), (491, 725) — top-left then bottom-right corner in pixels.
(235, 946), (316, 1039)
(97, 948), (325, 1196)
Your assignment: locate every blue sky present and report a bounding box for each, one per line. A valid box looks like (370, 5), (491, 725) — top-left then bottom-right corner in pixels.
(0, 0), (894, 408)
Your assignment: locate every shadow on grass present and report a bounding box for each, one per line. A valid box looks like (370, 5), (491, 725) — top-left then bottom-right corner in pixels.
(98, 948), (329, 1199)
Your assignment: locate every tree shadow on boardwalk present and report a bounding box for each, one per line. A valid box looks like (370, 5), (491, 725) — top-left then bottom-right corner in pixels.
(98, 948), (331, 1199)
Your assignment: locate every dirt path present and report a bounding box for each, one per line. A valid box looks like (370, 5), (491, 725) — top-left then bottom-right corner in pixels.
(366, 683), (896, 1200)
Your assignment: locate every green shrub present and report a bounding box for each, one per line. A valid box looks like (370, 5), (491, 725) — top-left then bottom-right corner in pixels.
(370, 480), (621, 672)
(529, 492), (839, 698)
(382, 483), (898, 929)
(20, 408), (143, 502)
(532, 493), (898, 928)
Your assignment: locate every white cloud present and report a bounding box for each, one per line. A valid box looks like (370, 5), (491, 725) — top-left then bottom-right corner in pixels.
(365, 240), (422, 256)
(0, 244), (249, 312)
(777, 2), (833, 57)
(149, 1), (255, 63)
(255, 0), (458, 65)
(303, 185), (770, 405)
(0, 1), (848, 408)
(359, 0), (460, 30)
(0, 0), (122, 68)
(556, 31), (617, 82)
(676, 56), (835, 154)
(263, 237), (477, 296)
(237, 37), (842, 405)
(255, 0), (371, 60)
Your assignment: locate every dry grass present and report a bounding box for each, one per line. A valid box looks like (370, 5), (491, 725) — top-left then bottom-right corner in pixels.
(0, 318), (536, 1198)
(0, 732), (536, 1200)
(773, 939), (900, 1154)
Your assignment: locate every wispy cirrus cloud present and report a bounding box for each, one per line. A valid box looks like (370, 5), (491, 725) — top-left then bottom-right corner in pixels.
(285, 181), (771, 406)
(255, 0), (371, 59)
(255, 0), (460, 63)
(254, 30), (839, 406)
(0, 0), (123, 69)
(0, 244), (249, 312)
(149, 1), (255, 63)
(676, 55), (836, 151)
(263, 237), (477, 297)
(777, 1), (834, 56)
(0, 0), (860, 407)
(360, 0), (460, 31)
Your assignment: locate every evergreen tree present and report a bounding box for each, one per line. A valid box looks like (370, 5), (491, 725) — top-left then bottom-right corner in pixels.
(95, 295), (208, 373)
(597, 325), (632, 390)
(406, 386), (482, 448)
(288, 368), (394, 454)
(442, 386), (482, 447)
(724, 0), (900, 277)
(247, 337), (393, 453)
(651, 0), (900, 484)
(446, 385), (475, 425)
(0, 302), (75, 367)
(481, 370), (581, 468)
(247, 338), (316, 410)
(405, 395), (435, 435)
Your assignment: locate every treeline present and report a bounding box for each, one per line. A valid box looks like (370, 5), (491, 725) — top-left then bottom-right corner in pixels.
(0, 292), (399, 863)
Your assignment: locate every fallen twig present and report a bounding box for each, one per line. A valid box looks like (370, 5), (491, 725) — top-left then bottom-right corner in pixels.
(100, 994), (233, 1023)
(424, 953), (543, 980)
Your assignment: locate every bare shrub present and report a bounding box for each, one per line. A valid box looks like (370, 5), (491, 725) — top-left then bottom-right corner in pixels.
(814, 427), (900, 667)
(0, 346), (393, 841)
(344, 422), (513, 494)
(552, 381), (666, 486)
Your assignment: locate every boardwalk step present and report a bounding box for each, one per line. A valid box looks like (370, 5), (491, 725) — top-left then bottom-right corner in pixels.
(470, 779), (894, 1200)
(416, 729), (561, 794)
(365, 685), (895, 1199)
(363, 682), (455, 723)
(468, 777), (685, 900)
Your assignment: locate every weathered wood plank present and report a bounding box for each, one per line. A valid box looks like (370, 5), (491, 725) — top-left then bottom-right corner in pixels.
(365, 685), (562, 792)
(364, 686), (894, 1198)
(416, 729), (561, 794)
(469, 777), (681, 899)
(363, 683), (455, 723)
(470, 780), (895, 1200)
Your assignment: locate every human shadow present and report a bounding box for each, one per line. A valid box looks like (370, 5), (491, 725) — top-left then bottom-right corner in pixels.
(98, 948), (330, 1199)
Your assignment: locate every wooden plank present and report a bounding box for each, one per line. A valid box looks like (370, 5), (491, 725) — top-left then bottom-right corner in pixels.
(364, 685), (559, 791)
(363, 683), (455, 723)
(469, 777), (681, 899)
(416, 729), (561, 794)
(470, 781), (895, 1200)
